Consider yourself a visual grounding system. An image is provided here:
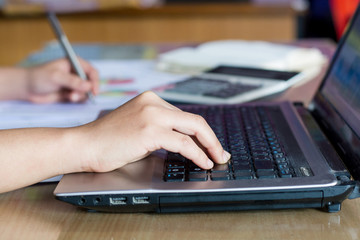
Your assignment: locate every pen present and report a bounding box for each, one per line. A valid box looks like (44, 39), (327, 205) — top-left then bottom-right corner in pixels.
(47, 12), (95, 103)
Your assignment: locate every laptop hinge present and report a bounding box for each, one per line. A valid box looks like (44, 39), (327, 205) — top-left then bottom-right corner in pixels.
(348, 181), (360, 199)
(295, 104), (351, 176)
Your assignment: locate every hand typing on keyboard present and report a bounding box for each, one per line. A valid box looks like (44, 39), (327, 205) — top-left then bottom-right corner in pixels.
(81, 91), (231, 172)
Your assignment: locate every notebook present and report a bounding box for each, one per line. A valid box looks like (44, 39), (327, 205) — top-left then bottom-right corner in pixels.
(54, 5), (360, 213)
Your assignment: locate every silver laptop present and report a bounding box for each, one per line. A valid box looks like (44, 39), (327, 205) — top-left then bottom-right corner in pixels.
(54, 5), (360, 213)
(154, 64), (319, 105)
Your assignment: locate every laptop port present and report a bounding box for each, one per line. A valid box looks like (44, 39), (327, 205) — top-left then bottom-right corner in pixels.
(132, 196), (150, 204)
(109, 197), (127, 205)
(93, 197), (102, 205)
(78, 197), (86, 205)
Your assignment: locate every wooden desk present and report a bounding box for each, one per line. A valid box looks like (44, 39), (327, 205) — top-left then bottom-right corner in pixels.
(0, 2), (298, 65)
(1, 184), (360, 239)
(1, 40), (359, 240)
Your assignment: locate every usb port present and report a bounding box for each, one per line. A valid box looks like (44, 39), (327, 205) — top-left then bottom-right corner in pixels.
(132, 196), (150, 204)
(109, 197), (127, 205)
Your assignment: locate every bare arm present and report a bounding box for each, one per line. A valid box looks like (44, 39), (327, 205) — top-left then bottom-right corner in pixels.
(0, 127), (83, 192)
(0, 91), (230, 193)
(0, 67), (29, 101)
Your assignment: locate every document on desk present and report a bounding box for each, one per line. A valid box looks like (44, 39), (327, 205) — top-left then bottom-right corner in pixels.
(93, 59), (186, 95)
(0, 60), (185, 130)
(0, 101), (98, 129)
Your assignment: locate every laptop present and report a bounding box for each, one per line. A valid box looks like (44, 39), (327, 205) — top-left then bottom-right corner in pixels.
(154, 56), (321, 105)
(54, 5), (360, 213)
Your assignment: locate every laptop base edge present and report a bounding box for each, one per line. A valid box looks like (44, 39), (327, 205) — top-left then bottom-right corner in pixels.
(56, 183), (356, 213)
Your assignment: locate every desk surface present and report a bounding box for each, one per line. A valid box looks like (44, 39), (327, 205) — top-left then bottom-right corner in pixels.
(2, 40), (359, 240)
(1, 183), (360, 240)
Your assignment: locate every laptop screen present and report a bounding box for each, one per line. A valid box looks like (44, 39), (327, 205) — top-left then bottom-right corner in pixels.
(321, 7), (360, 136)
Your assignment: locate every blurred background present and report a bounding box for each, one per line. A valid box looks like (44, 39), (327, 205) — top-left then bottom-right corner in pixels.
(0, 0), (359, 66)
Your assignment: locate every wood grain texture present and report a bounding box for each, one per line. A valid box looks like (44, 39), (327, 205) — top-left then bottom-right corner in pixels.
(0, 184), (359, 240)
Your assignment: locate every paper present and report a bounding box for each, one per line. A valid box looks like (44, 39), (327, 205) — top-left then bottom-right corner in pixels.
(0, 100), (119, 129)
(0, 59), (185, 130)
(93, 59), (187, 94)
(157, 40), (327, 74)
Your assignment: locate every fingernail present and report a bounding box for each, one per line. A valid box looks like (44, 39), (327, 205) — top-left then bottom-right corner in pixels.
(223, 150), (231, 163)
(71, 93), (80, 102)
(207, 159), (214, 168)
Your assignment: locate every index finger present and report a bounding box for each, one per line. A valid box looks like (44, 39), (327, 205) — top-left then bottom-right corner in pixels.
(78, 57), (100, 95)
(166, 110), (230, 165)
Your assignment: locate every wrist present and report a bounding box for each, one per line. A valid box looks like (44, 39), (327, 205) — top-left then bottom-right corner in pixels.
(60, 125), (96, 174)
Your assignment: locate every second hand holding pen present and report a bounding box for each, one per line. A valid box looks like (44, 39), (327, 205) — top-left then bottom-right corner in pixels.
(47, 12), (95, 103)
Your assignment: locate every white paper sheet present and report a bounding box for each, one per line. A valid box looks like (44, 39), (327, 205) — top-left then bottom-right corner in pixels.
(157, 40), (327, 74)
(0, 59), (184, 130)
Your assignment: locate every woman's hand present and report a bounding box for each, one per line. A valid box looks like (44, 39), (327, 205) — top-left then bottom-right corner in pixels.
(76, 91), (231, 173)
(26, 58), (99, 103)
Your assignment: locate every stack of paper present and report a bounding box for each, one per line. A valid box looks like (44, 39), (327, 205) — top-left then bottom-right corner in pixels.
(156, 40), (327, 74)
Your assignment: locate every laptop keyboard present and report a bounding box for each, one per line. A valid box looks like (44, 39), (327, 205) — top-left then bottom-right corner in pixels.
(164, 105), (308, 182)
(164, 77), (260, 99)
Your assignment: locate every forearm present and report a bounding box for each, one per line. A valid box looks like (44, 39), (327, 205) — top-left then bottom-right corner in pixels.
(0, 127), (87, 193)
(0, 67), (28, 100)
(0, 67), (29, 101)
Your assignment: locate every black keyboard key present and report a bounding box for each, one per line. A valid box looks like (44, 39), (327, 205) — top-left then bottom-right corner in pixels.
(232, 162), (252, 172)
(212, 163), (230, 172)
(188, 172), (208, 181)
(237, 154), (251, 160)
(279, 169), (292, 178)
(189, 167), (206, 174)
(232, 159), (251, 165)
(256, 171), (276, 179)
(210, 172), (231, 181)
(275, 157), (287, 164)
(253, 155), (272, 161)
(166, 168), (185, 174)
(234, 171), (253, 179)
(254, 160), (273, 170)
(166, 163), (185, 169)
(277, 163), (289, 170)
(274, 153), (285, 159)
(164, 173), (185, 182)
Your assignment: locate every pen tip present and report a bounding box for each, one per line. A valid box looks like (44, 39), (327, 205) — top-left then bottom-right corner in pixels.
(88, 94), (96, 104)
